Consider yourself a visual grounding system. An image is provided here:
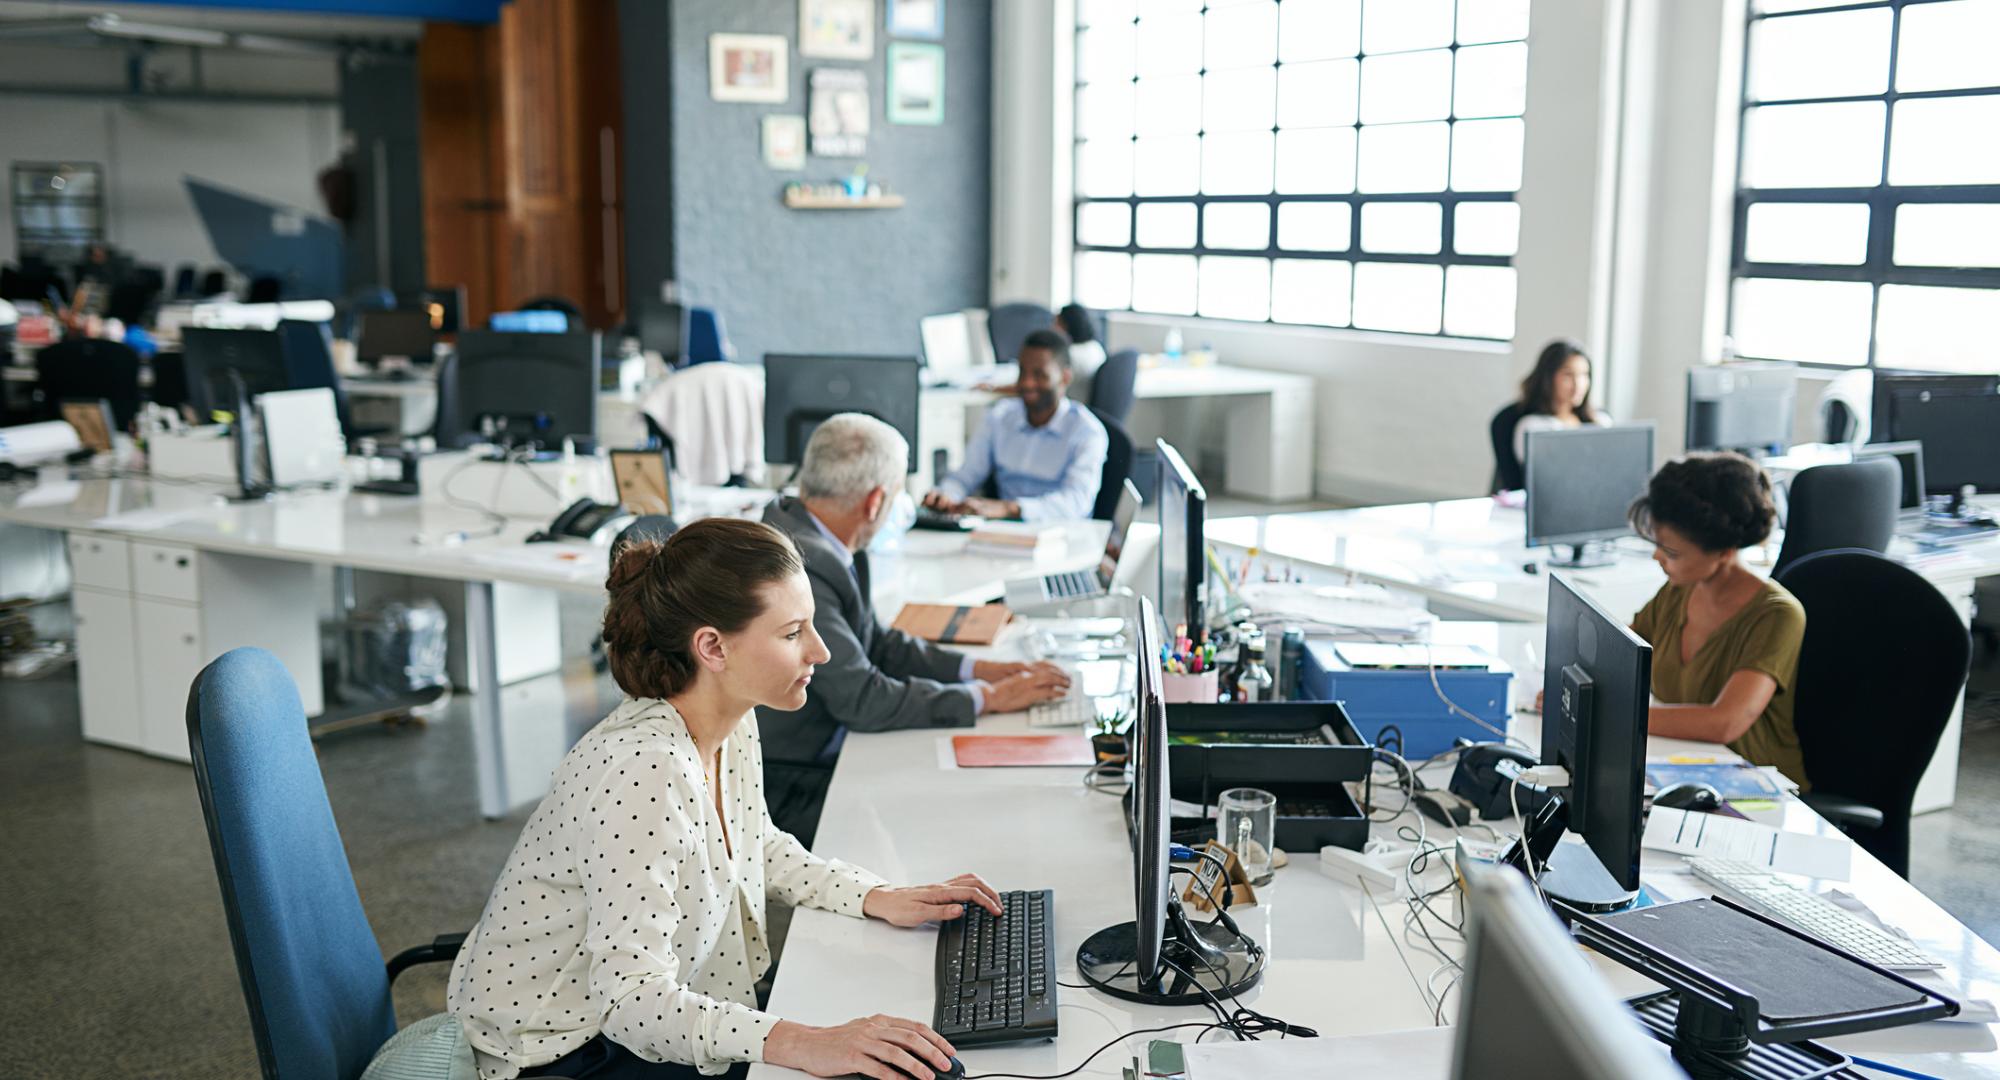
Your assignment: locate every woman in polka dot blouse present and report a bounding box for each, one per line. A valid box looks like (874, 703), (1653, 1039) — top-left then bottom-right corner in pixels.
(448, 519), (999, 1080)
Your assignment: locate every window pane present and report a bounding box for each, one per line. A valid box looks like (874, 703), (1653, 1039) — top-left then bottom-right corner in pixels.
(1078, 139), (1134, 197)
(1132, 253), (1198, 314)
(1278, 201), (1352, 250)
(1353, 261), (1444, 333)
(1201, 131), (1276, 195)
(1746, 7), (1891, 102)
(1135, 202), (1197, 248)
(1076, 201), (1133, 247)
(1895, 204), (2000, 268)
(1451, 118), (1525, 192)
(1444, 265), (1517, 339)
(1204, 68), (1276, 133)
(1277, 59), (1359, 129)
(1204, 203), (1272, 249)
(1454, 201), (1519, 256)
(1360, 50), (1453, 125)
(1271, 258), (1353, 326)
(1078, 24), (1135, 85)
(1277, 128), (1358, 193)
(1741, 102), (1885, 188)
(1457, 0), (1530, 44)
(1136, 11), (1202, 75)
(1358, 122), (1449, 192)
(1755, 0), (1856, 11)
(1877, 285), (2000, 372)
(1360, 201), (1443, 254)
(1743, 202), (1869, 265)
(1134, 135), (1200, 195)
(1198, 255), (1273, 322)
(1454, 43), (1528, 119)
(1075, 251), (1132, 311)
(1136, 74), (1201, 135)
(1363, 0), (1453, 54)
(1889, 96), (2000, 186)
(1280, 0), (1361, 61)
(1205, 1), (1277, 69)
(1731, 277), (1873, 365)
(1897, 0), (2000, 93)
(1079, 0), (1136, 26)
(1077, 82), (1135, 140)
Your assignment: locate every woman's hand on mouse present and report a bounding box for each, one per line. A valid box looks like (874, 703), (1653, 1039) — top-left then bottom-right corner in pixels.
(864, 873), (1004, 928)
(764, 1015), (955, 1079)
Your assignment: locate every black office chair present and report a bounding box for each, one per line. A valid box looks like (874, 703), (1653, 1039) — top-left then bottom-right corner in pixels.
(1772, 458), (1900, 579)
(1090, 348), (1140, 426)
(1489, 401), (1526, 492)
(172, 264), (198, 298)
(989, 301), (1055, 365)
(247, 276), (284, 304)
(199, 269), (230, 298)
(1776, 549), (1970, 879)
(431, 350), (464, 446)
(1089, 405), (1133, 522)
(34, 337), (144, 430)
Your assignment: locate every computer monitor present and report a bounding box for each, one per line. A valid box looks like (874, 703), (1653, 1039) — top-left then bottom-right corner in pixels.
(1096, 479), (1142, 588)
(443, 329), (601, 450)
(919, 311), (974, 378)
(489, 309), (571, 334)
(357, 309), (435, 363)
(1873, 374), (2000, 498)
(1853, 440), (1924, 517)
(181, 328), (291, 419)
(762, 354), (921, 473)
(1156, 439), (1207, 638)
(1451, 864), (1690, 1080)
(1538, 573), (1652, 912)
(1524, 423), (1656, 567)
(1684, 362), (1796, 455)
(634, 297), (686, 366)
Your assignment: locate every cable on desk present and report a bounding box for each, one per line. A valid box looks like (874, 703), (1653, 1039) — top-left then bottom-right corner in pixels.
(959, 1021), (1223, 1080)
(1846, 1056), (1945, 1080)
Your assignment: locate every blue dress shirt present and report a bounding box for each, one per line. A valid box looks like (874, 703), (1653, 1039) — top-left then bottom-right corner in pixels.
(937, 397), (1109, 522)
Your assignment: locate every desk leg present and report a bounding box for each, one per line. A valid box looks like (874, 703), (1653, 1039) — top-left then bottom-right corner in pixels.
(1913, 581), (1975, 814)
(467, 580), (511, 819)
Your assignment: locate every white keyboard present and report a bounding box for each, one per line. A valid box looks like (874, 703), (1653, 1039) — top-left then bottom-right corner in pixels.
(1685, 857), (1943, 970)
(1027, 689), (1099, 728)
(1025, 660), (1131, 728)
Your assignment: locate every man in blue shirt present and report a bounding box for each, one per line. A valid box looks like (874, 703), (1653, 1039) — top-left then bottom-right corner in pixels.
(924, 329), (1110, 522)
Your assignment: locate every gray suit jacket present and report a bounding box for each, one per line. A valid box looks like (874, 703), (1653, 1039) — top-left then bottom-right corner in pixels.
(756, 497), (977, 762)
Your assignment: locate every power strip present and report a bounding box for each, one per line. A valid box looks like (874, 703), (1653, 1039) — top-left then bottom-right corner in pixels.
(1319, 845), (1402, 892)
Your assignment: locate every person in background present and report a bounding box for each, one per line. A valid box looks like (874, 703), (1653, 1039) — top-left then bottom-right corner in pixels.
(1512, 339), (1611, 463)
(450, 518), (996, 1080)
(1053, 303), (1106, 405)
(924, 329), (1109, 522)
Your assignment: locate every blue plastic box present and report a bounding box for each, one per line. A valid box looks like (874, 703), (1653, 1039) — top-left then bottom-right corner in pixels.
(1299, 639), (1514, 761)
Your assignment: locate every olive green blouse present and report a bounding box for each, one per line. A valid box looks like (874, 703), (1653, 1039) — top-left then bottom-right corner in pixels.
(1631, 579), (1810, 790)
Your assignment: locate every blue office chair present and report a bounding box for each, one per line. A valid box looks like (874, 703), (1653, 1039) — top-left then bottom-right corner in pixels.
(685, 306), (731, 366)
(1090, 348), (1139, 426)
(187, 648), (472, 1080)
(988, 301), (1055, 365)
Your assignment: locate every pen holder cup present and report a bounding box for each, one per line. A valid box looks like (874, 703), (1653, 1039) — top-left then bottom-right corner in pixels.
(1162, 669), (1219, 705)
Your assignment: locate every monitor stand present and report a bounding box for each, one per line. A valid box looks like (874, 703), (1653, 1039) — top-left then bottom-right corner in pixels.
(1076, 895), (1264, 1006)
(1547, 542), (1616, 569)
(1537, 842), (1638, 913)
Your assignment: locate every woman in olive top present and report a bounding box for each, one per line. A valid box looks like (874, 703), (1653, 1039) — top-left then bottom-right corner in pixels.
(1626, 453), (1810, 789)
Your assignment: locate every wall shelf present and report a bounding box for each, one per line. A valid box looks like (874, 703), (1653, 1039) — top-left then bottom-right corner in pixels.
(782, 192), (906, 210)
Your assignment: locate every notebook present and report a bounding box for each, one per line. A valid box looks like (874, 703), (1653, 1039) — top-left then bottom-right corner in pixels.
(951, 734), (1095, 768)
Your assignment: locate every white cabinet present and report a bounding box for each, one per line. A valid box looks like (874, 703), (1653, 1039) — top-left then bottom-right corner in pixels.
(131, 541), (201, 604)
(72, 586), (143, 751)
(67, 534), (131, 592)
(134, 598), (203, 763)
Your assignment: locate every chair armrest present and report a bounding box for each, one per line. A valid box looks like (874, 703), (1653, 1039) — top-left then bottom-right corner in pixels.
(387, 932), (469, 984)
(1800, 792), (1885, 832)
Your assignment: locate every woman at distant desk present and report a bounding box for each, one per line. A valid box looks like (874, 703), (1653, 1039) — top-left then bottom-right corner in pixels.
(1512, 339), (1610, 463)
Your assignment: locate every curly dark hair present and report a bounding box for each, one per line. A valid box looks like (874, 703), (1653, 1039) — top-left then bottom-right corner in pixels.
(601, 518), (803, 699)
(1628, 453), (1777, 553)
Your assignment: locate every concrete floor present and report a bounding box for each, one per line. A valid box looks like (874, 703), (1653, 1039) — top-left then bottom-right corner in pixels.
(2, 592), (1996, 1078)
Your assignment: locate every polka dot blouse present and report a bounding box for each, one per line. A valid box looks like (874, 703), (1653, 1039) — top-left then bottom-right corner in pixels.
(446, 697), (888, 1078)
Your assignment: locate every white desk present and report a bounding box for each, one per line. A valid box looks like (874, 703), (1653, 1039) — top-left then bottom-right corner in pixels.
(0, 469), (1108, 819)
(753, 616), (2000, 1079)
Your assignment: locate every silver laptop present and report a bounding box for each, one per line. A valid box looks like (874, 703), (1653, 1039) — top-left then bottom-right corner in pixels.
(1853, 440), (1926, 524)
(1003, 480), (1140, 612)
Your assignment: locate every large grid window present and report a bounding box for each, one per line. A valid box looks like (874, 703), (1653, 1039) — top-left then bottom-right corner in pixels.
(1729, 0), (2000, 372)
(1071, 0), (1530, 339)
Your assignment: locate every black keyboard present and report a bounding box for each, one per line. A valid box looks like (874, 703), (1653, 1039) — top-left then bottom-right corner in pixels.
(933, 888), (1059, 1047)
(914, 507), (975, 532)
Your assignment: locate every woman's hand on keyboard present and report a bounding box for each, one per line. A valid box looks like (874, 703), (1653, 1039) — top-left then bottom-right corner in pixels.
(763, 1014), (956, 1079)
(863, 873), (1006, 927)
(979, 668), (1072, 714)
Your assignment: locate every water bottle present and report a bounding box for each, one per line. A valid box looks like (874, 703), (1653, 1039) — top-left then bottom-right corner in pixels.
(1162, 326), (1183, 361)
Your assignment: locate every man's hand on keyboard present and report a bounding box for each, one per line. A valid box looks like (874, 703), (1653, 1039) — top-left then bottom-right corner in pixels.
(972, 659), (1069, 685)
(863, 873), (1006, 927)
(978, 667), (1072, 714)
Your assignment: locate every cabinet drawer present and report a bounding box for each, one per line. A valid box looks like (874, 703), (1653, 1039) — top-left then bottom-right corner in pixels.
(66, 534), (131, 593)
(135, 598), (202, 762)
(131, 542), (200, 603)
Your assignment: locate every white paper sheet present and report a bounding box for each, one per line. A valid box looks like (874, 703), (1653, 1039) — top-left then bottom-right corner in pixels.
(1642, 806), (1852, 881)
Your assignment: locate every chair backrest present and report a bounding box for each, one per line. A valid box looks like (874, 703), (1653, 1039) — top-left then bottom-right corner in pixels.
(1090, 348), (1140, 425)
(247, 276), (284, 304)
(187, 648), (396, 1080)
(988, 301), (1055, 365)
(1776, 550), (1969, 876)
(276, 319), (354, 439)
(685, 306), (729, 366)
(1489, 401), (1526, 492)
(431, 349), (464, 446)
(1089, 405), (1134, 522)
(1773, 458), (1900, 578)
(36, 337), (144, 428)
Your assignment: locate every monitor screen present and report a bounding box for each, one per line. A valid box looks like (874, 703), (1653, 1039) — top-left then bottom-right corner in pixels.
(1156, 439), (1206, 638)
(1684, 362), (1796, 454)
(1541, 574), (1652, 894)
(181, 328), (290, 418)
(1524, 424), (1656, 549)
(1853, 441), (1924, 512)
(1131, 595), (1169, 988)
(447, 330), (600, 449)
(762, 354), (921, 473)
(1883, 390), (2000, 495)
(358, 309), (436, 361)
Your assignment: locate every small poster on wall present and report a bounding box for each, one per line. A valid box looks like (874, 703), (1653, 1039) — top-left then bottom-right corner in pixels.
(887, 42), (945, 125)
(763, 115), (808, 170)
(809, 68), (871, 157)
(800, 0), (874, 60)
(710, 33), (789, 103)
(888, 0), (944, 39)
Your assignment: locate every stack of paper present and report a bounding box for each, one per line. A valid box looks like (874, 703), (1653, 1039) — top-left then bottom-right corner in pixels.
(966, 521), (1063, 558)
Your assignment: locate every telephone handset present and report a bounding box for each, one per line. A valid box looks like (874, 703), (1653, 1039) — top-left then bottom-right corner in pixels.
(528, 498), (633, 544)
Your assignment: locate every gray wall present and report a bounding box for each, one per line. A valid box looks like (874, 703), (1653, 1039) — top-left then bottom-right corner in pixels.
(666, 0), (991, 364)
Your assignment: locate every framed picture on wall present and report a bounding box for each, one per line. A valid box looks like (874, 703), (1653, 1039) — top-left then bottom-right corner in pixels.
(709, 33), (789, 103)
(763, 115), (808, 170)
(886, 42), (945, 125)
(800, 0), (874, 60)
(887, 0), (944, 39)
(809, 68), (871, 157)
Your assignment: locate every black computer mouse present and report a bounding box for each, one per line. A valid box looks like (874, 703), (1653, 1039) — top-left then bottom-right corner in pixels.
(934, 1058), (966, 1080)
(1652, 782), (1724, 813)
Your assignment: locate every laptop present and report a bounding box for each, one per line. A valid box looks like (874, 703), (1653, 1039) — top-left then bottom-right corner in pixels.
(1857, 440), (2000, 543)
(1003, 480), (1140, 612)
